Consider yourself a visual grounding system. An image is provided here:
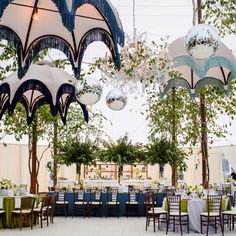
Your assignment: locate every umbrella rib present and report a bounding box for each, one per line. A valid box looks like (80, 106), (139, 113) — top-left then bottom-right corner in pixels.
(219, 66), (227, 85)
(23, 0), (40, 57)
(71, 31), (77, 58)
(10, 2), (105, 22)
(191, 68), (194, 89)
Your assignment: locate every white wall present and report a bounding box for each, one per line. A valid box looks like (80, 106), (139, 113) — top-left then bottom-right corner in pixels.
(1, 143), (236, 191)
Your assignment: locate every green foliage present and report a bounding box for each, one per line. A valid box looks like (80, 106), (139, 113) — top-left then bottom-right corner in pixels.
(56, 140), (96, 179)
(98, 134), (143, 180)
(146, 84), (236, 149)
(146, 138), (187, 171)
(57, 140), (96, 166)
(202, 0), (236, 36)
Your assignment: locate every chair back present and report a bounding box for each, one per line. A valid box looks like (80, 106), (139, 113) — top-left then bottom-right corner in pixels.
(56, 189), (66, 202)
(48, 187), (55, 191)
(73, 189), (85, 202)
(40, 196), (50, 211)
(144, 191), (155, 215)
(128, 190), (139, 203)
(206, 195), (222, 215)
(106, 189), (118, 203)
(164, 188), (175, 196)
(166, 195), (181, 214)
(38, 192), (47, 202)
(20, 196), (35, 212)
(89, 189), (102, 203)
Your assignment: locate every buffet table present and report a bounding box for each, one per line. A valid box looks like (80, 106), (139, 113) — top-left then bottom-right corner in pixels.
(49, 191), (165, 217)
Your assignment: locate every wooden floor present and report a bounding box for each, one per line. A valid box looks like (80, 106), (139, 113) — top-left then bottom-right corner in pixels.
(1, 217), (235, 236)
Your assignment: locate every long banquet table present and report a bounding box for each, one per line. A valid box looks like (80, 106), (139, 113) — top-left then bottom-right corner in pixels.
(49, 191), (166, 217)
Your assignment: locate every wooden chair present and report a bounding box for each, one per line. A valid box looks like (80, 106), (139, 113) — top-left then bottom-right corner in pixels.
(33, 196), (50, 228)
(105, 189), (120, 218)
(200, 195), (224, 236)
(0, 210), (5, 228)
(11, 196), (35, 231)
(88, 189), (103, 217)
(166, 195), (189, 236)
(48, 194), (56, 224)
(55, 189), (68, 218)
(145, 191), (167, 232)
(126, 190), (140, 217)
(72, 189), (87, 218)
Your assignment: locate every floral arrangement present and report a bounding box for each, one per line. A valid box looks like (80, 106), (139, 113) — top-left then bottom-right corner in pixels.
(186, 184), (205, 198)
(0, 178), (14, 189)
(224, 176), (236, 184)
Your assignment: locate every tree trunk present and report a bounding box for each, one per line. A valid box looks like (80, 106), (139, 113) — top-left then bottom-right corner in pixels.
(200, 92), (209, 188)
(197, 0), (209, 189)
(76, 164), (81, 182)
(159, 164), (164, 179)
(53, 120), (58, 188)
(30, 118), (37, 194)
(171, 87), (177, 186)
(171, 165), (177, 187)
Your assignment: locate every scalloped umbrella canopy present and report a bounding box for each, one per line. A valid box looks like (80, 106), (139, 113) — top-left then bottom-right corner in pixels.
(0, 0), (124, 78)
(0, 63), (88, 124)
(159, 36), (236, 98)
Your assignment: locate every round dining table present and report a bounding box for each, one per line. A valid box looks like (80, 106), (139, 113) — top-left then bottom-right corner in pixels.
(162, 197), (229, 233)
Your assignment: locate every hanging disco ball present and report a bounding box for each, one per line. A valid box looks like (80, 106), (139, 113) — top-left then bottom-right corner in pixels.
(185, 24), (220, 60)
(75, 76), (102, 105)
(106, 88), (127, 111)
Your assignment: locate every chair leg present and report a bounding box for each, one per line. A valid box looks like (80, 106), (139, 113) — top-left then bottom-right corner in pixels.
(220, 216), (224, 236)
(153, 215), (156, 232)
(166, 215), (169, 235)
(180, 216), (183, 236)
(117, 206), (119, 218)
(126, 205), (128, 218)
(200, 216), (203, 234)
(40, 213), (43, 228)
(206, 217), (210, 236)
(187, 215), (189, 233)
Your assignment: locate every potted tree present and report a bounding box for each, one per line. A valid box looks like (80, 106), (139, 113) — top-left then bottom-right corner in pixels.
(98, 134), (140, 184)
(146, 138), (187, 185)
(56, 140), (96, 182)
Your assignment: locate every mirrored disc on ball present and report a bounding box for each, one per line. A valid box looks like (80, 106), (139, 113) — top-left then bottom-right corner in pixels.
(106, 88), (127, 111)
(185, 24), (220, 60)
(75, 76), (102, 105)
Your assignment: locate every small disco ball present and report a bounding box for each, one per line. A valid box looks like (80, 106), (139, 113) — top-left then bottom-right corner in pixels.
(185, 24), (220, 60)
(106, 88), (127, 111)
(75, 76), (102, 105)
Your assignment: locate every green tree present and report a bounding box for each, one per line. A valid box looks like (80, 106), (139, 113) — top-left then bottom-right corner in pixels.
(202, 0), (236, 36)
(99, 134), (140, 184)
(146, 138), (187, 183)
(146, 85), (236, 187)
(56, 140), (96, 181)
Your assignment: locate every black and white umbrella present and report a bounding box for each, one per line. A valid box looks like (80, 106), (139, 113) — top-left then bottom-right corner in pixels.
(0, 62), (87, 124)
(0, 0), (124, 122)
(0, 0), (124, 78)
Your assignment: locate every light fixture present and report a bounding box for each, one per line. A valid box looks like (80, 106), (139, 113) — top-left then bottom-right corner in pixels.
(185, 24), (220, 60)
(33, 7), (39, 20)
(75, 76), (103, 105)
(106, 88), (127, 111)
